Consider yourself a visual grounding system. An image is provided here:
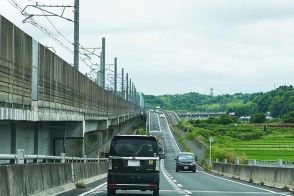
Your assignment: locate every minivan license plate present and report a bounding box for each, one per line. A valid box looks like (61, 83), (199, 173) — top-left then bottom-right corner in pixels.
(128, 160), (140, 166)
(184, 166), (188, 169)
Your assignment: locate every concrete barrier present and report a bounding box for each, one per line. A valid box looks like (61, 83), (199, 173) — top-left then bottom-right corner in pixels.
(73, 162), (108, 181)
(213, 162), (294, 191)
(0, 162), (108, 196)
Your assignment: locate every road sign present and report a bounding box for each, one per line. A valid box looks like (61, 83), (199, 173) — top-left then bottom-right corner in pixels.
(209, 136), (214, 143)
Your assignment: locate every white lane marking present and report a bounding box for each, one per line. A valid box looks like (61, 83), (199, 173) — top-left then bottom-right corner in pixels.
(199, 171), (291, 196)
(184, 190), (192, 194)
(160, 160), (180, 190)
(173, 179), (177, 182)
(188, 190), (289, 194)
(177, 184), (183, 188)
(77, 182), (107, 196)
(163, 115), (180, 152)
(156, 113), (162, 132)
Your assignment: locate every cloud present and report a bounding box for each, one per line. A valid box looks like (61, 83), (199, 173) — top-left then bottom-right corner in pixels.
(0, 0), (293, 95)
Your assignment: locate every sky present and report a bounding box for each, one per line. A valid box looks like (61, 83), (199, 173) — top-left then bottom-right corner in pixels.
(1, 0), (294, 95)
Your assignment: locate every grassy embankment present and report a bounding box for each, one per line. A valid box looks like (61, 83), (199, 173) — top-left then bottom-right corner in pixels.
(177, 119), (294, 162)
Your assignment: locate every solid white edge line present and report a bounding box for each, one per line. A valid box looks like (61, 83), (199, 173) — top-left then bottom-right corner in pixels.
(156, 113), (162, 132)
(77, 182), (107, 196)
(200, 171), (291, 196)
(163, 115), (180, 152)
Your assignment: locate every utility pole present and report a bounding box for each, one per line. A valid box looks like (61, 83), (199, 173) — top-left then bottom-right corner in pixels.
(121, 68), (124, 98)
(134, 86), (137, 105)
(132, 83), (134, 103)
(74, 0), (79, 70)
(99, 51), (103, 86)
(114, 57), (117, 94)
(129, 79), (132, 102)
(126, 73), (129, 101)
(101, 37), (106, 88)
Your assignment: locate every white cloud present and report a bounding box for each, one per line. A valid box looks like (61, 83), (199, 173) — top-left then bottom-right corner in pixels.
(0, 0), (293, 95)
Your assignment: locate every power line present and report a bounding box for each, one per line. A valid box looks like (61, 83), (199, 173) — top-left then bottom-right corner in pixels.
(7, 0), (99, 72)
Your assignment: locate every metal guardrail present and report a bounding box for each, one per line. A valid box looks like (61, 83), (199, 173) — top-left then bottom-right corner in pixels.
(247, 159), (294, 168)
(215, 158), (294, 168)
(0, 149), (108, 164)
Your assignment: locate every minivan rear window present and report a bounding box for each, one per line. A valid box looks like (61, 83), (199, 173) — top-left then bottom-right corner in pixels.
(110, 138), (158, 157)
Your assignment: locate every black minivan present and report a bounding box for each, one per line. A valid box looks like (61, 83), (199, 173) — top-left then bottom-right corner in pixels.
(107, 135), (162, 196)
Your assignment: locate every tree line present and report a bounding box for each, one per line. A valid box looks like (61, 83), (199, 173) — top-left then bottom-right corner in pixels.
(145, 85), (294, 118)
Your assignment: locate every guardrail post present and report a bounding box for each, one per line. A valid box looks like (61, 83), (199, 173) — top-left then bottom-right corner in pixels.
(252, 160), (256, 166)
(84, 155), (87, 163)
(17, 149), (25, 164)
(224, 159), (227, 164)
(216, 158), (219, 162)
(235, 159), (240, 165)
(61, 153), (66, 163)
(277, 159), (283, 166)
(98, 153), (100, 174)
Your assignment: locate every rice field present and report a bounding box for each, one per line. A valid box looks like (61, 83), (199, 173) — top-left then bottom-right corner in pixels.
(222, 136), (294, 160)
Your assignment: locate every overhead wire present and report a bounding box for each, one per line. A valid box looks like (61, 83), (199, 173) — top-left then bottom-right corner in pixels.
(7, 0), (100, 75)
(7, 0), (135, 89)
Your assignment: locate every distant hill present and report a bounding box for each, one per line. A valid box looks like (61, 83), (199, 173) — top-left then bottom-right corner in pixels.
(144, 85), (294, 117)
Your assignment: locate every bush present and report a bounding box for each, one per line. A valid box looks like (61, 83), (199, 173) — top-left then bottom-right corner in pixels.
(218, 115), (238, 125)
(282, 111), (294, 123)
(250, 113), (266, 123)
(209, 146), (237, 162)
(75, 181), (86, 189)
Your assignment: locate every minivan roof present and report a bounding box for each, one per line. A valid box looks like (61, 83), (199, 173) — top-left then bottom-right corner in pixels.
(113, 135), (157, 141)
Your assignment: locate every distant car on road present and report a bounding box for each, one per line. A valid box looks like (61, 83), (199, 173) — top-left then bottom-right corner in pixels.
(107, 135), (164, 196)
(149, 130), (164, 153)
(175, 152), (197, 173)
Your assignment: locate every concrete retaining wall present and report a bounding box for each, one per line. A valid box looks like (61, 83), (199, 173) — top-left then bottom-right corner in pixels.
(0, 162), (108, 196)
(213, 162), (294, 190)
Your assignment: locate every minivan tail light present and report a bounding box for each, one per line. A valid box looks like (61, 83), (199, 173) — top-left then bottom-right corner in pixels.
(108, 159), (112, 170)
(155, 160), (160, 171)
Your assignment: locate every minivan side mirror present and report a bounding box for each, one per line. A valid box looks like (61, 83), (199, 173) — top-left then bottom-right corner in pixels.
(159, 153), (165, 159)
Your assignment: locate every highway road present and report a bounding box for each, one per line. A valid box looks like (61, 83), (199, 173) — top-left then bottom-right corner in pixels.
(60, 112), (292, 196)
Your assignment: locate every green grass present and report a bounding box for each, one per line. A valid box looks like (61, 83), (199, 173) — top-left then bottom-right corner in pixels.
(179, 120), (294, 161)
(220, 134), (294, 160)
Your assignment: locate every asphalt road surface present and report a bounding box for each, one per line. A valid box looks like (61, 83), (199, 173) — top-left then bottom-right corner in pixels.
(60, 112), (292, 196)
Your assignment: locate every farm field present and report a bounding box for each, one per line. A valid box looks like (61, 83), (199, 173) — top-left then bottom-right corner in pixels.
(220, 128), (294, 160)
(178, 119), (294, 161)
(222, 137), (294, 160)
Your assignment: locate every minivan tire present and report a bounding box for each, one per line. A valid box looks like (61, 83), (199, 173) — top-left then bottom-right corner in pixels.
(107, 188), (116, 196)
(153, 189), (159, 196)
